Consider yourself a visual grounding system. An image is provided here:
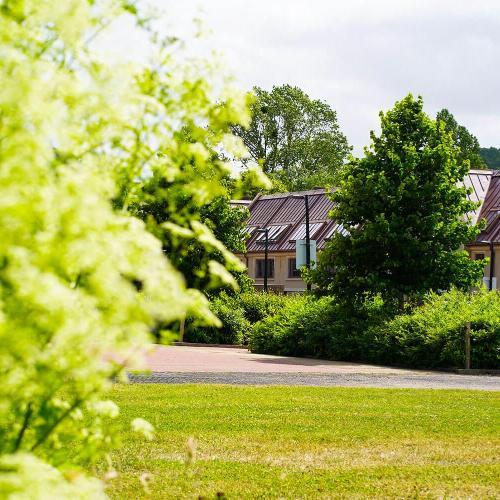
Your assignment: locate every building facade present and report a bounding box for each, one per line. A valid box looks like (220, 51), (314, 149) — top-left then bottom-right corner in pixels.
(238, 188), (339, 292)
(465, 170), (500, 290)
(237, 169), (500, 292)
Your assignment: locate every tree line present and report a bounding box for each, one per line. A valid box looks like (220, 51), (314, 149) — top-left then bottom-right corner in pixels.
(230, 86), (488, 308)
(231, 85), (495, 195)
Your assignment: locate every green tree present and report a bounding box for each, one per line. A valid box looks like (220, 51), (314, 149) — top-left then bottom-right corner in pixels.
(232, 85), (351, 192)
(0, 0), (255, 495)
(111, 53), (260, 294)
(113, 67), (269, 293)
(200, 196), (254, 292)
(480, 147), (500, 169)
(436, 109), (486, 169)
(314, 95), (484, 307)
(129, 182), (251, 292)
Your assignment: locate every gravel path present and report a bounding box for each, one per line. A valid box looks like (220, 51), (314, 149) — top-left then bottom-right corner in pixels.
(128, 371), (500, 390)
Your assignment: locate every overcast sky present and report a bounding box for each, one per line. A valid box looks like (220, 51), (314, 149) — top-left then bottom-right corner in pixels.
(113, 0), (500, 153)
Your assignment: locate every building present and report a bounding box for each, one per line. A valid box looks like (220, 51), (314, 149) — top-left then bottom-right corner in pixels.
(229, 199), (251, 209)
(465, 170), (500, 290)
(237, 169), (500, 292)
(238, 188), (337, 292)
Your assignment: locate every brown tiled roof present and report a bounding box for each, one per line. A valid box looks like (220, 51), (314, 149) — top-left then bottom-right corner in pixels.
(244, 170), (500, 253)
(463, 169), (492, 224)
(474, 170), (500, 243)
(245, 189), (336, 253)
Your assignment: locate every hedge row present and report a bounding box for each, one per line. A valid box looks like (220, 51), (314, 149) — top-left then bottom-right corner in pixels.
(249, 289), (500, 370)
(183, 291), (294, 345)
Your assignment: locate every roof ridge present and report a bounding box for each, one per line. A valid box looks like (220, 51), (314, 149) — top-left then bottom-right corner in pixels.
(469, 168), (493, 174)
(247, 192), (262, 211)
(258, 188), (329, 200)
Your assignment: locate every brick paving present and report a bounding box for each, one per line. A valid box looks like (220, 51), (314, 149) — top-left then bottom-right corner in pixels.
(135, 345), (500, 390)
(146, 346), (433, 374)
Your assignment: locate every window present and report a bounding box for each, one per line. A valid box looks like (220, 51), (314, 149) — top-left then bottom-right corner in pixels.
(255, 225), (288, 242)
(288, 258), (301, 278)
(256, 259), (274, 279)
(474, 253), (485, 260)
(288, 223), (324, 241)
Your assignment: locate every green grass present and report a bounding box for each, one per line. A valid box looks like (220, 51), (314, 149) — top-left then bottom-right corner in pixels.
(101, 385), (499, 499)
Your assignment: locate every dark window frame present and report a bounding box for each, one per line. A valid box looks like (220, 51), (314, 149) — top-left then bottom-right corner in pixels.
(288, 258), (301, 278)
(474, 253), (485, 260)
(255, 258), (274, 279)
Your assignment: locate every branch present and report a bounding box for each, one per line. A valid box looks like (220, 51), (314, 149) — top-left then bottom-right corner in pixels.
(30, 398), (83, 452)
(13, 402), (33, 452)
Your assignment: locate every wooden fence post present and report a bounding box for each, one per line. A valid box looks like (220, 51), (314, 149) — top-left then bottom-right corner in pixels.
(465, 322), (471, 370)
(179, 317), (185, 343)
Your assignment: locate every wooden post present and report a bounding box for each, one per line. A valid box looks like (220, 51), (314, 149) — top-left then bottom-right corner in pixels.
(465, 322), (471, 370)
(179, 317), (185, 343)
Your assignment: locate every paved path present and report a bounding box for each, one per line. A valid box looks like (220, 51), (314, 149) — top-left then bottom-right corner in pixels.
(134, 345), (500, 390)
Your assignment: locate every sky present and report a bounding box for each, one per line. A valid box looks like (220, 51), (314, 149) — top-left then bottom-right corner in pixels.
(108, 0), (500, 153)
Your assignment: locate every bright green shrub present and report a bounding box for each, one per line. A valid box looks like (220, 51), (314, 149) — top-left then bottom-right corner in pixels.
(377, 288), (500, 369)
(185, 293), (250, 345)
(0, 453), (106, 499)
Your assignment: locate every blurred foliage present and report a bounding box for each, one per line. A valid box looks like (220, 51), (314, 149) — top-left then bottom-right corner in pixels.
(0, 0), (260, 496)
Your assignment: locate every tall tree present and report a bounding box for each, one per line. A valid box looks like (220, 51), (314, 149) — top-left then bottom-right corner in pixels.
(314, 95), (484, 306)
(129, 178), (251, 292)
(232, 85), (351, 192)
(436, 109), (486, 169)
(113, 54), (270, 295)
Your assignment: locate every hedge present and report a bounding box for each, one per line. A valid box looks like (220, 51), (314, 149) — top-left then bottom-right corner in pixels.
(184, 290), (293, 345)
(184, 293), (250, 345)
(249, 289), (500, 370)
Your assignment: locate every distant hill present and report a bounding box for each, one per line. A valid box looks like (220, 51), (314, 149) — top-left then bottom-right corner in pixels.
(480, 147), (500, 170)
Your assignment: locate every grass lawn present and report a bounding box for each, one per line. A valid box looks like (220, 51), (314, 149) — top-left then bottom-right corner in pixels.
(101, 384), (499, 499)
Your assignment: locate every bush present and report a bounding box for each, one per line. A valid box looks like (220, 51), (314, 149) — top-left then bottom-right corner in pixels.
(249, 295), (330, 355)
(184, 290), (294, 345)
(185, 293), (250, 345)
(249, 288), (500, 370)
(238, 291), (290, 323)
(376, 288), (500, 369)
(249, 295), (389, 360)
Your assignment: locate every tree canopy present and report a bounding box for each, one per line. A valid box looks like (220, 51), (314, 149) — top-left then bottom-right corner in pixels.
(128, 180), (251, 292)
(480, 147), (500, 169)
(314, 95), (484, 306)
(232, 85), (351, 192)
(436, 109), (486, 169)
